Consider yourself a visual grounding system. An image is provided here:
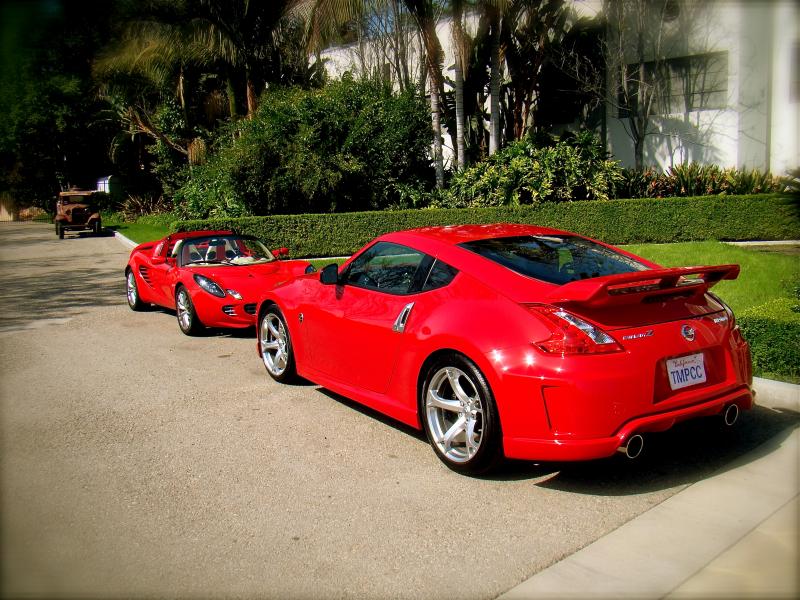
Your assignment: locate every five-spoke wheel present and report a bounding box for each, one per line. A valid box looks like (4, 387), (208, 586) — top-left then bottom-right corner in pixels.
(259, 306), (296, 382)
(126, 269), (148, 311)
(176, 286), (205, 336)
(422, 353), (501, 474)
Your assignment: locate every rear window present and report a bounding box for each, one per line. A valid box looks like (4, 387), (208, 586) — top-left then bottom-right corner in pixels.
(460, 235), (648, 285)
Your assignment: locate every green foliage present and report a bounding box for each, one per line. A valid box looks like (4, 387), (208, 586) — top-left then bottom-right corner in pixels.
(739, 296), (800, 379)
(439, 132), (623, 208)
(617, 164), (783, 199)
(172, 194), (799, 258)
(174, 76), (433, 219)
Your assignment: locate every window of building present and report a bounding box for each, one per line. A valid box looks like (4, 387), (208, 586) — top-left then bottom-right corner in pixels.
(619, 51), (728, 117)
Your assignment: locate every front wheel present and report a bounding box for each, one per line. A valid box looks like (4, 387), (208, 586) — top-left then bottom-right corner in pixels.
(421, 353), (502, 475)
(126, 269), (148, 311)
(176, 286), (205, 336)
(57, 223), (64, 239)
(259, 305), (296, 383)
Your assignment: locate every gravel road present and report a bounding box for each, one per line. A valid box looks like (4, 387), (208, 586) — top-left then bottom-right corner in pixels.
(1, 222), (795, 599)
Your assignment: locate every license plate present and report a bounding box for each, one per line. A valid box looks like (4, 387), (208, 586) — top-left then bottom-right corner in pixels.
(666, 353), (707, 390)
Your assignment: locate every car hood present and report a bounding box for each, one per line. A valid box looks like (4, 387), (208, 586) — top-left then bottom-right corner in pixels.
(185, 261), (307, 291)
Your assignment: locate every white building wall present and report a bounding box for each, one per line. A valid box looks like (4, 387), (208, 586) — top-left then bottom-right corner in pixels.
(607, 0), (799, 174)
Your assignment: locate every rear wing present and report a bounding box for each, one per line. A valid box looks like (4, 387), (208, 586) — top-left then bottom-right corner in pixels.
(546, 265), (740, 308)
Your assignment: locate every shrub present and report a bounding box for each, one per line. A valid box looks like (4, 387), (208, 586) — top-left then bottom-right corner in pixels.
(739, 297), (800, 379)
(172, 194), (799, 258)
(617, 164), (783, 198)
(439, 131), (623, 208)
(174, 76), (433, 219)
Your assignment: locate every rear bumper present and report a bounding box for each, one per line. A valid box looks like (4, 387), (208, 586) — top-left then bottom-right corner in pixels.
(502, 385), (754, 461)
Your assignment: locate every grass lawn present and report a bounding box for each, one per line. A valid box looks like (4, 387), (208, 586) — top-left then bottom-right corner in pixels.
(623, 241), (799, 314)
(103, 214), (171, 244)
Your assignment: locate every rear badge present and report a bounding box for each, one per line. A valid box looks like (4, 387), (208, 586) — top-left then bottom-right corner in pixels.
(622, 329), (654, 341)
(713, 315), (729, 324)
(681, 325), (696, 341)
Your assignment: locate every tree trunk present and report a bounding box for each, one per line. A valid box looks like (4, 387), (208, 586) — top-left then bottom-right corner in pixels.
(453, 0), (466, 171)
(430, 75), (445, 188)
(226, 78), (237, 119)
(245, 73), (257, 119)
(489, 7), (501, 155)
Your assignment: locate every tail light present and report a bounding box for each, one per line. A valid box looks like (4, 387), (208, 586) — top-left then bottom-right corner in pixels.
(526, 304), (623, 355)
(708, 292), (736, 328)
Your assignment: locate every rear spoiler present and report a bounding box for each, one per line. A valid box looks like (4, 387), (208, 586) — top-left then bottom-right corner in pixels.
(546, 265), (740, 308)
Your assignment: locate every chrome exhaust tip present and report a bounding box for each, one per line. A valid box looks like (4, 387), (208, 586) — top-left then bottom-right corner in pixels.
(723, 404), (739, 427)
(617, 434), (645, 460)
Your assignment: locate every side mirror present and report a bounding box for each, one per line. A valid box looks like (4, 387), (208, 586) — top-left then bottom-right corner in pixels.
(272, 247), (289, 259)
(320, 263), (339, 285)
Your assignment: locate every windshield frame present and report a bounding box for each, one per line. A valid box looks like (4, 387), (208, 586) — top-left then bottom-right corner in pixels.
(175, 235), (276, 268)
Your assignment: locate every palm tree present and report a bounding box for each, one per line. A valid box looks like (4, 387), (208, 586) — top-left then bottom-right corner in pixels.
(451, 0), (467, 170)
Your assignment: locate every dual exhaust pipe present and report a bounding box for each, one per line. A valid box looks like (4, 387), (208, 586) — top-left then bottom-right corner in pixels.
(617, 404), (740, 460)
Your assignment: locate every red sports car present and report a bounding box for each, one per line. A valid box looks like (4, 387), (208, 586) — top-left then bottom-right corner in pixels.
(255, 223), (753, 474)
(126, 230), (313, 335)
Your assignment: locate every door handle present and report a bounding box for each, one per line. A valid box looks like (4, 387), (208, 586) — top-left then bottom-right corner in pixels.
(392, 302), (415, 333)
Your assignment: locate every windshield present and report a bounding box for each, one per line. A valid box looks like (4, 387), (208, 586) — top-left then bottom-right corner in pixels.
(459, 235), (648, 285)
(176, 236), (276, 267)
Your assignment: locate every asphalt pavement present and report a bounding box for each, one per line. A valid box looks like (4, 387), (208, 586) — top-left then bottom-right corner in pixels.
(0, 222), (797, 599)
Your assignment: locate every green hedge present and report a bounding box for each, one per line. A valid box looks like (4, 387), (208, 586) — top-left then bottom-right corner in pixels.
(173, 194), (800, 258)
(739, 298), (800, 380)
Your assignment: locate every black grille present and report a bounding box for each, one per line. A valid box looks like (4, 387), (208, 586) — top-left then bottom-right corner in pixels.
(244, 303), (257, 315)
(222, 305), (236, 316)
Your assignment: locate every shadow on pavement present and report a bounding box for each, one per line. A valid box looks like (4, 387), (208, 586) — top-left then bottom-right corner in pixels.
(317, 385), (799, 492)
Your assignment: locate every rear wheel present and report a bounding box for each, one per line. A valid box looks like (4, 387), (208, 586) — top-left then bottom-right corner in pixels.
(93, 220), (102, 235)
(57, 223), (64, 239)
(176, 286), (205, 336)
(259, 305), (296, 383)
(421, 353), (502, 475)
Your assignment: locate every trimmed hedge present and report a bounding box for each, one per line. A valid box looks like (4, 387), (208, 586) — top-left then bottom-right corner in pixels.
(739, 298), (800, 379)
(173, 194), (800, 258)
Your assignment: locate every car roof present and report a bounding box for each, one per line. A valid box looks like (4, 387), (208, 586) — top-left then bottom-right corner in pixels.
(383, 223), (572, 248)
(377, 223), (585, 301)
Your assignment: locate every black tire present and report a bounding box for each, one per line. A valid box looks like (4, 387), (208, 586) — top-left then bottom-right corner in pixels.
(93, 220), (102, 235)
(125, 268), (148, 311)
(175, 286), (205, 336)
(258, 305), (297, 383)
(57, 223), (64, 239)
(420, 353), (503, 475)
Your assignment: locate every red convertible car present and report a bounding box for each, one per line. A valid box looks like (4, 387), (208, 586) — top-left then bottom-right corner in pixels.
(256, 223), (753, 474)
(126, 230), (313, 335)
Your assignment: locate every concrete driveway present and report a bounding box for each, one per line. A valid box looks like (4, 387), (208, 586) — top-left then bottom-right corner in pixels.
(1, 222), (796, 599)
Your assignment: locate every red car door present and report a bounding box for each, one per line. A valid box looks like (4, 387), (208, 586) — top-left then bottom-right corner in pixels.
(303, 242), (426, 394)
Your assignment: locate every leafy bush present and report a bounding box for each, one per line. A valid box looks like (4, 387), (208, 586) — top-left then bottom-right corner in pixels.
(739, 296), (800, 379)
(120, 194), (173, 220)
(617, 164), (783, 198)
(172, 194), (799, 258)
(439, 131), (622, 208)
(174, 76), (433, 219)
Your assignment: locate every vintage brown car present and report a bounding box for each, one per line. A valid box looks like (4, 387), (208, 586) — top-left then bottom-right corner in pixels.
(54, 189), (102, 239)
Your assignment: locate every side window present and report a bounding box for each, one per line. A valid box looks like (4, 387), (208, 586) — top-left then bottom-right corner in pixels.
(422, 259), (458, 291)
(344, 242), (426, 295)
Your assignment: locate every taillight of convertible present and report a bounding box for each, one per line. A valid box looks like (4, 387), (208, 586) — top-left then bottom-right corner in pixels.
(526, 304), (623, 355)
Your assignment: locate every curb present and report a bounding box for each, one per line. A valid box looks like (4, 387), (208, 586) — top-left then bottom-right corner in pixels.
(499, 379), (800, 599)
(113, 230), (137, 250)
